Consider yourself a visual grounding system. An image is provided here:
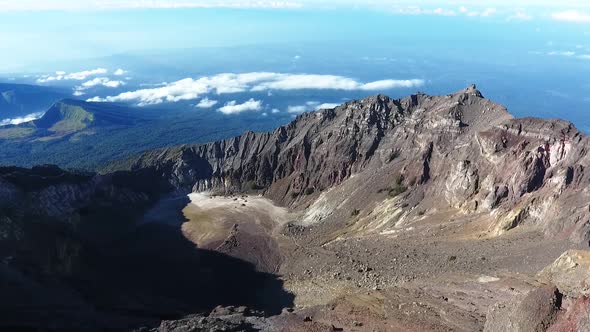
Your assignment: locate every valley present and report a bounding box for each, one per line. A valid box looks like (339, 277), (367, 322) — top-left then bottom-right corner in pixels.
(1, 86), (590, 331)
(0, 99), (290, 170)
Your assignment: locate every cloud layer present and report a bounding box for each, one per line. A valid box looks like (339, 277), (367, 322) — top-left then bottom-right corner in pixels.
(88, 72), (424, 106)
(287, 101), (340, 114)
(196, 98), (218, 108)
(218, 99), (262, 114)
(81, 77), (125, 88)
(0, 112), (44, 126)
(37, 68), (108, 83)
(73, 77), (126, 96)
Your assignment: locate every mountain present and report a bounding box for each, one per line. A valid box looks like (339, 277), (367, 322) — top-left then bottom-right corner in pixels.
(1, 87), (589, 331)
(0, 99), (141, 141)
(111, 85), (590, 245)
(0, 99), (288, 170)
(0, 83), (68, 119)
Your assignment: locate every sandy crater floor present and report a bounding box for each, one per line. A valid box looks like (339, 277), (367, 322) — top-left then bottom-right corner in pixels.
(176, 193), (583, 331)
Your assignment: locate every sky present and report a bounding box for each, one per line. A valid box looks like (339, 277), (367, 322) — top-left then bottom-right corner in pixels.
(1, 0), (590, 71)
(1, 0), (589, 131)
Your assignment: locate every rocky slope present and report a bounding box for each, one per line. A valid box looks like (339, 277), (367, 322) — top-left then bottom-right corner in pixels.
(111, 85), (590, 245)
(0, 165), (292, 331)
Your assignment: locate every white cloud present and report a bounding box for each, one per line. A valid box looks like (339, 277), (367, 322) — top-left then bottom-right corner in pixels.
(0, 112), (44, 126)
(287, 101), (340, 114)
(65, 68), (108, 80)
(113, 68), (127, 76)
(72, 77), (125, 96)
(250, 75), (424, 92)
(37, 68), (108, 83)
(271, 108), (281, 113)
(218, 99), (262, 114)
(196, 98), (218, 108)
(287, 105), (308, 114)
(360, 79), (423, 90)
(87, 72), (424, 106)
(317, 103), (340, 109)
(81, 77), (125, 88)
(552, 10), (590, 23)
(579, 54), (590, 59)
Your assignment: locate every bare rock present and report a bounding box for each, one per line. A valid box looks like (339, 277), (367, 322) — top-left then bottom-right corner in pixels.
(547, 296), (590, 332)
(539, 250), (590, 297)
(484, 285), (562, 332)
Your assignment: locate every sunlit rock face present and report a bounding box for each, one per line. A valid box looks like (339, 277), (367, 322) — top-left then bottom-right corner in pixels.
(114, 86), (590, 244)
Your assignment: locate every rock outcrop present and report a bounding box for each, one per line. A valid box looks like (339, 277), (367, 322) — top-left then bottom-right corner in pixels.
(484, 285), (563, 332)
(109, 85), (590, 244)
(485, 251), (590, 332)
(539, 250), (590, 297)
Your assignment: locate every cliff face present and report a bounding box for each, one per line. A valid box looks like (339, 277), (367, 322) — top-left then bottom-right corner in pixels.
(109, 94), (411, 199)
(109, 85), (590, 245)
(0, 165), (166, 279)
(111, 87), (506, 198)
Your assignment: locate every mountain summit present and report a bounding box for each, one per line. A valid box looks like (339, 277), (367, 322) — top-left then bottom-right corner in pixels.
(110, 86), (588, 244)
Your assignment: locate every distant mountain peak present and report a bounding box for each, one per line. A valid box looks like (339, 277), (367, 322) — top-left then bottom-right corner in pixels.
(34, 100), (95, 133)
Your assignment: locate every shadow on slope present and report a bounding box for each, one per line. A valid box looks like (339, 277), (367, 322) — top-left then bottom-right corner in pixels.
(0, 199), (294, 331)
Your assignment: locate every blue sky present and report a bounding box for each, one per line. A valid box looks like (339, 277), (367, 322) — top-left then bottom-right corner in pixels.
(1, 0), (590, 72)
(1, 0), (590, 132)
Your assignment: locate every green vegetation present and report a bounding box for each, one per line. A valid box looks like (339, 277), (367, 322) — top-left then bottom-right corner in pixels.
(0, 127), (35, 139)
(46, 103), (94, 134)
(0, 99), (291, 171)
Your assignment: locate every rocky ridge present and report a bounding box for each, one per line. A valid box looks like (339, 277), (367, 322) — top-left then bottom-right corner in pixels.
(111, 85), (590, 245)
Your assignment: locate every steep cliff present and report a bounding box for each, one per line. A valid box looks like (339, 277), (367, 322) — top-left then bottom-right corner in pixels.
(108, 85), (590, 245)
